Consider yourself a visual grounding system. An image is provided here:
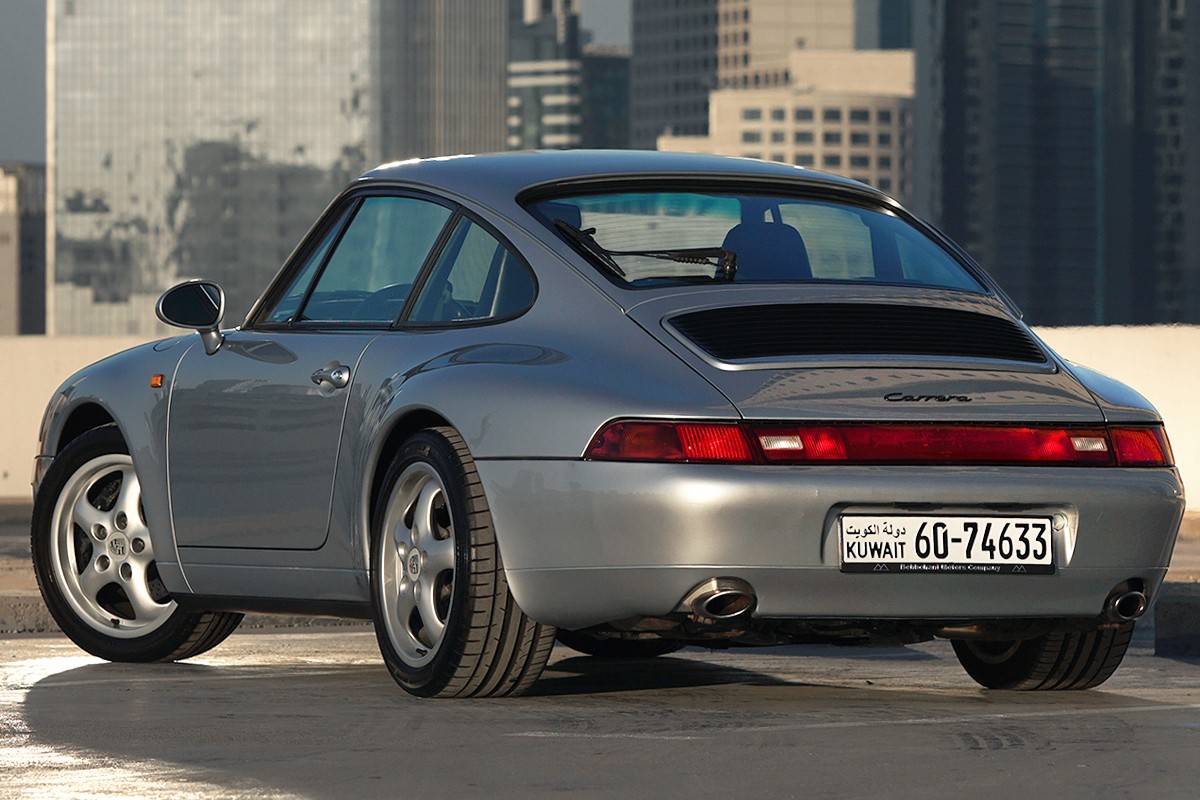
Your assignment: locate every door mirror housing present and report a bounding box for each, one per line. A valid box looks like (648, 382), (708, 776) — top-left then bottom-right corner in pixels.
(156, 280), (226, 355)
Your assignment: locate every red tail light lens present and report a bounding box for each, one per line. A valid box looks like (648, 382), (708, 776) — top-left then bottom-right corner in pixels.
(752, 424), (1116, 465)
(586, 421), (1173, 467)
(1110, 427), (1173, 467)
(585, 421), (753, 463)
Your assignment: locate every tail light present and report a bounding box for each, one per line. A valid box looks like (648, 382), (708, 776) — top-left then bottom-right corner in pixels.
(1109, 426), (1173, 466)
(585, 421), (753, 463)
(585, 421), (1173, 467)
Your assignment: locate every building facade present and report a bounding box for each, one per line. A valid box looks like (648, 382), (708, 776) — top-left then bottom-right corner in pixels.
(631, 0), (913, 149)
(658, 50), (915, 205)
(630, 0), (719, 148)
(508, 0), (583, 150)
(580, 44), (631, 149)
(0, 163), (46, 335)
(49, 0), (508, 335)
(915, 0), (1199, 326)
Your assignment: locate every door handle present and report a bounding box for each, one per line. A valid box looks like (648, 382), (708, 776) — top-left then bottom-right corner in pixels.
(311, 363), (351, 389)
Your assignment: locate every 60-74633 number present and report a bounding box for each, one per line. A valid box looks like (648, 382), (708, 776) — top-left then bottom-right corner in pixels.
(839, 515), (1055, 574)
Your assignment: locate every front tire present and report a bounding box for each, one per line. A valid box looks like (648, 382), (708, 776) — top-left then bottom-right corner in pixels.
(32, 427), (242, 662)
(371, 427), (556, 697)
(951, 623), (1134, 690)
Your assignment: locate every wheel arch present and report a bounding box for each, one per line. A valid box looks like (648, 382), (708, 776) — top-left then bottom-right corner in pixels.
(364, 407), (455, 547)
(56, 402), (119, 453)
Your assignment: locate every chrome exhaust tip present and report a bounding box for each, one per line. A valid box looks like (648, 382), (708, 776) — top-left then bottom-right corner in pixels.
(679, 578), (757, 621)
(1106, 590), (1148, 622)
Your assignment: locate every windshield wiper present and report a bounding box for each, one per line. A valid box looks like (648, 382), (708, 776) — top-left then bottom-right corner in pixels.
(553, 219), (626, 277)
(605, 246), (738, 281)
(552, 219), (738, 281)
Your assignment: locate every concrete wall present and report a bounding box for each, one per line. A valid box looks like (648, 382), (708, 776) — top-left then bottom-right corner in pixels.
(2, 336), (148, 499)
(3, 327), (1196, 505)
(1035, 325), (1197, 502)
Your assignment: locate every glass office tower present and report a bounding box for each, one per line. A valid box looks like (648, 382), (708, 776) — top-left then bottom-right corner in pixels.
(49, 0), (507, 334)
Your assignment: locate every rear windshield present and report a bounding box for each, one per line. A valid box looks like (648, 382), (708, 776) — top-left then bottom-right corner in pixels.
(528, 190), (984, 292)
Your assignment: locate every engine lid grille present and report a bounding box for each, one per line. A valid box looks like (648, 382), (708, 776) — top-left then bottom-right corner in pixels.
(668, 303), (1048, 364)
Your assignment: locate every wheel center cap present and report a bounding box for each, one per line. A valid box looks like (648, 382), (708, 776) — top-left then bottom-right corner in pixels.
(108, 534), (130, 561)
(407, 551), (421, 579)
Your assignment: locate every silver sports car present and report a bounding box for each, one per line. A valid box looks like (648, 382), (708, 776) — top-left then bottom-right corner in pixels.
(31, 151), (1184, 697)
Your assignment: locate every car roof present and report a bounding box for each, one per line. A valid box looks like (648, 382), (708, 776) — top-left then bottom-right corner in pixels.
(358, 150), (874, 200)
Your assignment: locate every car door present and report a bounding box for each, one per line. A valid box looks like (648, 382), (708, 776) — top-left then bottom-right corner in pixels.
(168, 193), (455, 550)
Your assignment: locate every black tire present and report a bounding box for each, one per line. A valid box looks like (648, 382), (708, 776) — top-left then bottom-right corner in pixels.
(370, 427), (556, 698)
(556, 630), (684, 658)
(952, 623), (1135, 690)
(31, 426), (243, 662)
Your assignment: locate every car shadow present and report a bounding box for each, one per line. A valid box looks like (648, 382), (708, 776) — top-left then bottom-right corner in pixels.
(11, 642), (1193, 799)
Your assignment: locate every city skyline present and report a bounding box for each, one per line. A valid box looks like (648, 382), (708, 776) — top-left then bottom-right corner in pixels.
(0, 0), (633, 164)
(1, 0), (1197, 333)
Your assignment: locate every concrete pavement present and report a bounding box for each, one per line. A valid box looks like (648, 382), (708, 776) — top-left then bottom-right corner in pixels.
(3, 629), (1200, 799)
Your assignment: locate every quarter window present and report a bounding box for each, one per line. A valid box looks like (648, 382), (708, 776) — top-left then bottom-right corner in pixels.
(408, 218), (535, 324)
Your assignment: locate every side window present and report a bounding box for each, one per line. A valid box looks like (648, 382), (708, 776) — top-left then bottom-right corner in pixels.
(264, 204), (353, 324)
(407, 218), (535, 324)
(298, 196), (452, 324)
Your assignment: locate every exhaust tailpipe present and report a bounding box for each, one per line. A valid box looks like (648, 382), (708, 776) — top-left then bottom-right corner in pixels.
(1105, 590), (1148, 622)
(679, 578), (757, 622)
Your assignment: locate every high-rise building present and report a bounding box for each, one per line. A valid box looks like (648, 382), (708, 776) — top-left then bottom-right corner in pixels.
(48, 0), (508, 335)
(717, 0), (855, 89)
(1135, 0), (1200, 323)
(1186, 1), (1200, 322)
(0, 163), (46, 335)
(630, 0), (719, 148)
(915, 0), (1199, 326)
(580, 44), (631, 149)
(631, 0), (908, 149)
(855, 0), (914, 49)
(658, 50), (914, 204)
(508, 0), (583, 150)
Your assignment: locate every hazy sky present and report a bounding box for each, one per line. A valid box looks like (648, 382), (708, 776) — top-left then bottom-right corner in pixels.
(0, 0), (627, 164)
(0, 0), (46, 163)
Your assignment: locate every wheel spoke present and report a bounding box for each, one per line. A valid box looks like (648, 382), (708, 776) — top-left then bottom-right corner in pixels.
(78, 561), (110, 600)
(112, 468), (143, 528)
(72, 493), (109, 536)
(423, 533), (455, 575)
(123, 564), (168, 621)
(394, 578), (417, 627)
(416, 581), (445, 643)
(411, 480), (440, 548)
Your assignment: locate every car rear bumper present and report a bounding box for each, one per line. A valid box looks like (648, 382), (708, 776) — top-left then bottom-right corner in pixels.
(476, 460), (1185, 629)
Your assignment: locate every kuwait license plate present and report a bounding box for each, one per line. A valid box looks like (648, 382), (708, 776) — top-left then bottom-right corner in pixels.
(839, 515), (1054, 574)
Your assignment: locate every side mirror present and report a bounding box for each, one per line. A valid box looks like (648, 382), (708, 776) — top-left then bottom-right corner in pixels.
(156, 280), (226, 355)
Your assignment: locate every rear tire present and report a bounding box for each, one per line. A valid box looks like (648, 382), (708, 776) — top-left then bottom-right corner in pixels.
(371, 427), (556, 697)
(32, 426), (242, 662)
(556, 630), (684, 658)
(952, 623), (1134, 690)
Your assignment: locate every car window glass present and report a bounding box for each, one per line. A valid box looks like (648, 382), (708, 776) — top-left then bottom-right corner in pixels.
(408, 218), (535, 324)
(299, 196), (452, 323)
(263, 204), (353, 323)
(531, 191), (983, 292)
(776, 204), (875, 280)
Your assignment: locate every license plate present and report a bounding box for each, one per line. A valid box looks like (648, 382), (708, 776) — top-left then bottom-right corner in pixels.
(839, 515), (1054, 574)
